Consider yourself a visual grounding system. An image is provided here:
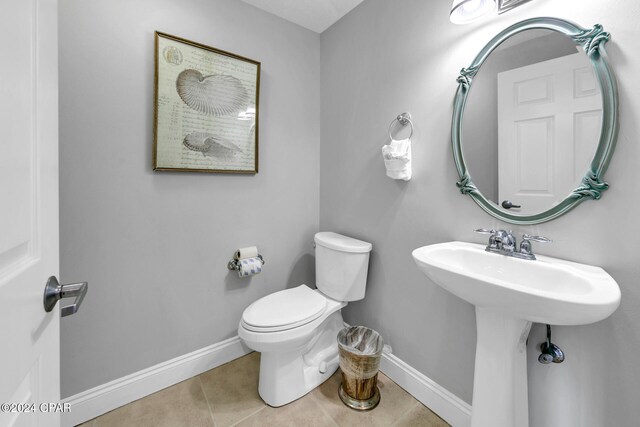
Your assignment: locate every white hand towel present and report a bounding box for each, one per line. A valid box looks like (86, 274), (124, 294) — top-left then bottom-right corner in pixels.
(381, 138), (412, 181)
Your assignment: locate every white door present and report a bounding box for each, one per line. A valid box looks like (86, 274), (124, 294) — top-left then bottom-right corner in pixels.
(0, 1), (61, 426)
(497, 52), (602, 214)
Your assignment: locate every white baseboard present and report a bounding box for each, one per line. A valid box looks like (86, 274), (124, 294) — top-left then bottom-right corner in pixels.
(62, 333), (471, 427)
(380, 352), (472, 427)
(62, 336), (251, 427)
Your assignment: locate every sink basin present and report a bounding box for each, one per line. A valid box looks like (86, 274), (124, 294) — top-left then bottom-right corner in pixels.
(412, 241), (621, 427)
(412, 241), (620, 325)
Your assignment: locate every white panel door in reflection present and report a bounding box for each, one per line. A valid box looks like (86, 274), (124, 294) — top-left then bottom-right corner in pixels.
(498, 52), (602, 215)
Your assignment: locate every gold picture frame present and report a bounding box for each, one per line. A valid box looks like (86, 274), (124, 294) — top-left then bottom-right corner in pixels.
(153, 32), (261, 173)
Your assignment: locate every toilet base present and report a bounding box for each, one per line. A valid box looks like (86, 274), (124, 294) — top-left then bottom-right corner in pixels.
(258, 311), (344, 407)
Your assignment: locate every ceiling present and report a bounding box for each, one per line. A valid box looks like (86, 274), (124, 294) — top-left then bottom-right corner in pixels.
(240, 0), (365, 33)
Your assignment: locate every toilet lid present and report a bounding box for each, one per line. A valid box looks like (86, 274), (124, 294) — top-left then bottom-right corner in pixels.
(242, 285), (327, 332)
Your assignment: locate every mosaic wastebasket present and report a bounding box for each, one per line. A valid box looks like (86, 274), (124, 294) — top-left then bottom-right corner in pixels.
(337, 326), (384, 410)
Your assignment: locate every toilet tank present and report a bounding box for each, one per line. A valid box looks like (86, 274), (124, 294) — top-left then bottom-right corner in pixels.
(314, 232), (372, 302)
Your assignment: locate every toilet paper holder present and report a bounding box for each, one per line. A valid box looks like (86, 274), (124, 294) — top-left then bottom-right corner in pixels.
(227, 254), (265, 271)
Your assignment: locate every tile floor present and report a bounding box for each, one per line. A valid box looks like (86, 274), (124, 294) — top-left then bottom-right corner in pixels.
(79, 352), (449, 427)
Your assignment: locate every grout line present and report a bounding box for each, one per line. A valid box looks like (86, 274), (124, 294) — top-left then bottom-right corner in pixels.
(309, 392), (340, 427)
(229, 405), (267, 427)
(382, 373), (451, 426)
(390, 399), (421, 427)
(197, 375), (217, 427)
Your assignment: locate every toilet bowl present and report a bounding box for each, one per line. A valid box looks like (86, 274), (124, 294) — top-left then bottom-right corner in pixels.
(238, 232), (372, 407)
(238, 285), (347, 407)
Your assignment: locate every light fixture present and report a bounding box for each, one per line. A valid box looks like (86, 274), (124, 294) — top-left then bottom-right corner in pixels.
(497, 0), (533, 14)
(450, 0), (497, 24)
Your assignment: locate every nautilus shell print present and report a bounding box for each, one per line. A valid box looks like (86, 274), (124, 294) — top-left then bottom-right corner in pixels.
(176, 69), (249, 116)
(183, 132), (243, 159)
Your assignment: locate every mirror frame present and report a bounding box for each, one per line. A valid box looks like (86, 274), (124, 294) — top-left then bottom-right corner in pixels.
(452, 17), (619, 225)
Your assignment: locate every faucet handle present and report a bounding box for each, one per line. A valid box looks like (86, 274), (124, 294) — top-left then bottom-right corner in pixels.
(475, 229), (500, 251)
(522, 234), (552, 243)
(474, 228), (496, 235)
(518, 234), (552, 260)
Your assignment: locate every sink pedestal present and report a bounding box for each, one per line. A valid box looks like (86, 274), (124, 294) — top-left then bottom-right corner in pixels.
(472, 308), (532, 427)
(412, 242), (621, 426)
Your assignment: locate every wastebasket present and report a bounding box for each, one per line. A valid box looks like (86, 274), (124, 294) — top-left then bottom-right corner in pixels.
(337, 326), (384, 410)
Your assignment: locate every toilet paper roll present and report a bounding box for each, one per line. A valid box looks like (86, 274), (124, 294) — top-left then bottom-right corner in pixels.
(234, 246), (259, 260)
(237, 257), (263, 278)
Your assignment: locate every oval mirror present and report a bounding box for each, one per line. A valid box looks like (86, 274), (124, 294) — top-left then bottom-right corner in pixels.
(452, 18), (618, 224)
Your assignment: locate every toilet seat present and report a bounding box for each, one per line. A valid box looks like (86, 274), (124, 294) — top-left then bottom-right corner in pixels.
(241, 285), (327, 332)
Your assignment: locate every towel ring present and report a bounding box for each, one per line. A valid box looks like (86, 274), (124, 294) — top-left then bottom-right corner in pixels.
(388, 112), (414, 140)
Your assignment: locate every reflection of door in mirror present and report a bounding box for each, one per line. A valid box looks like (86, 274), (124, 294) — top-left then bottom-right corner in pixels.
(498, 53), (601, 214)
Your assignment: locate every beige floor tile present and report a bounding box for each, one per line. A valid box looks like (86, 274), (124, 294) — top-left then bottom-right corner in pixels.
(83, 353), (446, 427)
(312, 370), (419, 427)
(393, 403), (450, 427)
(94, 377), (213, 427)
(199, 352), (266, 427)
(234, 393), (338, 427)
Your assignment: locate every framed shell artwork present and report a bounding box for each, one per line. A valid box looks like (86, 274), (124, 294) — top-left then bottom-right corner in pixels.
(153, 32), (261, 173)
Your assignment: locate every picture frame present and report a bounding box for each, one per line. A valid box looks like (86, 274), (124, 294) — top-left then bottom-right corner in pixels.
(153, 32), (261, 173)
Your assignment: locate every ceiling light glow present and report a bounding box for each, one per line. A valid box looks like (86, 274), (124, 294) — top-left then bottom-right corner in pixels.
(450, 0), (496, 24)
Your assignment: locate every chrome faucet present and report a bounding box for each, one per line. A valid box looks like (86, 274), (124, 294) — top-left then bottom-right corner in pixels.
(474, 229), (551, 260)
(493, 229), (517, 252)
(474, 229), (516, 254)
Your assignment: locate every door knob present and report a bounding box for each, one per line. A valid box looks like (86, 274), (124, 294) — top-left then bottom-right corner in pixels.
(501, 200), (521, 209)
(43, 276), (88, 317)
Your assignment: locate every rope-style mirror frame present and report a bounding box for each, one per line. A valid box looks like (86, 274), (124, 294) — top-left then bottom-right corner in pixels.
(451, 17), (619, 225)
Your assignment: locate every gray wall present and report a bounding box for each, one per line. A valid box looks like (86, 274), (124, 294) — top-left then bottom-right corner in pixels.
(59, 0), (320, 398)
(320, 0), (640, 426)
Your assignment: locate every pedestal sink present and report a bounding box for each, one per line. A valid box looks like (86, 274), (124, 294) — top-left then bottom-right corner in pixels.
(412, 241), (621, 427)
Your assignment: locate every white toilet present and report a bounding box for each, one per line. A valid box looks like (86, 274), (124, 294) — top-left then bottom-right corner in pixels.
(238, 232), (372, 407)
